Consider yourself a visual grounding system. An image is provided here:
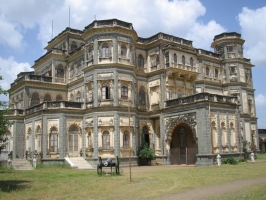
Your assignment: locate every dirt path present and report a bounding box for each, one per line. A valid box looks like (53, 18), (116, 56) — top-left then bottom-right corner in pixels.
(122, 165), (266, 200)
(155, 176), (266, 200)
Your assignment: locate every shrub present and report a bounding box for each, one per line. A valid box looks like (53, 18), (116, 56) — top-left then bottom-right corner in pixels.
(238, 157), (246, 163)
(139, 143), (155, 160)
(221, 157), (238, 165)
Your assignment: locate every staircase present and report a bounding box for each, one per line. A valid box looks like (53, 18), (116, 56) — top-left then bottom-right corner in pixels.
(65, 157), (94, 170)
(12, 159), (33, 170)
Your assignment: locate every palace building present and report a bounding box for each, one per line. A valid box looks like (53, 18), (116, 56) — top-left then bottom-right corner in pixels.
(4, 19), (258, 166)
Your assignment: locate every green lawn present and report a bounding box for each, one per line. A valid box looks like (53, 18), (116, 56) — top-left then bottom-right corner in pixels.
(1, 155), (266, 200)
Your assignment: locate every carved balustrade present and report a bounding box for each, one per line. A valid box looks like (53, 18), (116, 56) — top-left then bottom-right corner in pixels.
(166, 92), (238, 107)
(25, 101), (83, 114)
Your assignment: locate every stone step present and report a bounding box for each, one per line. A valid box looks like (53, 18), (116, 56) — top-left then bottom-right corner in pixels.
(65, 157), (94, 170)
(12, 159), (33, 170)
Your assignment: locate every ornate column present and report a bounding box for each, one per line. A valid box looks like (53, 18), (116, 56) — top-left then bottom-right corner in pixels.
(226, 112), (231, 152)
(114, 114), (120, 157)
(31, 121), (35, 158)
(93, 72), (98, 107)
(42, 116), (48, 158)
(82, 117), (86, 158)
(114, 71), (118, 106)
(93, 39), (98, 65)
(93, 115), (98, 158)
(217, 112), (222, 153)
(113, 36), (118, 63)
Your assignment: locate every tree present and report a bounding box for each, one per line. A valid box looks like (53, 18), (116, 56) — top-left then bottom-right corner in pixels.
(0, 74), (12, 154)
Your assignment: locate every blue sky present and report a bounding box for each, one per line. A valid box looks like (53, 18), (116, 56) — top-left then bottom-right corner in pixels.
(0, 0), (266, 128)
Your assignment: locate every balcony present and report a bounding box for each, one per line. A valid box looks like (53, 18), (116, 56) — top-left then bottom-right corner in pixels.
(25, 101), (83, 114)
(165, 92), (238, 108)
(11, 74), (53, 88)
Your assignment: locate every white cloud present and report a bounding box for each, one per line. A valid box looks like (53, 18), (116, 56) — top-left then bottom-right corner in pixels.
(255, 94), (266, 128)
(0, 0), (226, 52)
(255, 94), (266, 106)
(238, 7), (266, 65)
(0, 14), (24, 49)
(186, 20), (226, 50)
(0, 56), (31, 91)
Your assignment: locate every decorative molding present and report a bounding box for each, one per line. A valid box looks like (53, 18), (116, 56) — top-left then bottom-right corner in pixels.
(165, 113), (197, 143)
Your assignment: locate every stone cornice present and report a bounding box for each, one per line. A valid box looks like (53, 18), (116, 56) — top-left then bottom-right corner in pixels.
(32, 53), (66, 69)
(45, 32), (83, 50)
(211, 37), (245, 48)
(82, 26), (138, 42)
(9, 80), (67, 92)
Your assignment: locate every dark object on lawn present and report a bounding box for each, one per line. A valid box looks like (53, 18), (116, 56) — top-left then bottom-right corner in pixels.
(97, 156), (120, 175)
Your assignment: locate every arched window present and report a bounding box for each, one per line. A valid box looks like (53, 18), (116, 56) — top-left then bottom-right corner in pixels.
(121, 44), (127, 58)
(123, 131), (129, 149)
(156, 55), (160, 65)
(190, 57), (193, 66)
(44, 93), (52, 102)
(206, 66), (210, 76)
(165, 52), (169, 68)
(31, 92), (40, 107)
(49, 126), (58, 152)
(139, 87), (146, 105)
(102, 131), (110, 150)
(56, 64), (64, 78)
(102, 83), (110, 100)
(182, 55), (185, 65)
(76, 91), (81, 102)
(143, 126), (149, 146)
(70, 65), (74, 78)
(173, 53), (177, 63)
(56, 94), (63, 101)
(138, 55), (144, 67)
(215, 69), (219, 78)
(36, 125), (42, 153)
(121, 85), (128, 99)
(88, 46), (93, 61)
(76, 61), (82, 75)
(87, 133), (92, 147)
(27, 128), (32, 152)
(168, 90), (173, 100)
(88, 87), (93, 102)
(69, 93), (74, 102)
(102, 43), (109, 58)
(71, 41), (77, 52)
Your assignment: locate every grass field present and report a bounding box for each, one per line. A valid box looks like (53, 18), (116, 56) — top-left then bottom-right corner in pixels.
(1, 154), (266, 200)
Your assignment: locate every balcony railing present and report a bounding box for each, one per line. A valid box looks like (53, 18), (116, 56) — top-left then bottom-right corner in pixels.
(25, 101), (83, 114)
(11, 74), (53, 87)
(165, 92), (238, 108)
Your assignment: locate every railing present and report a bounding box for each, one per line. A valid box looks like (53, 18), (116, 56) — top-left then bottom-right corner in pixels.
(197, 49), (221, 59)
(11, 74), (54, 87)
(172, 63), (197, 72)
(84, 19), (133, 31)
(166, 92), (238, 107)
(214, 32), (241, 41)
(25, 101), (83, 114)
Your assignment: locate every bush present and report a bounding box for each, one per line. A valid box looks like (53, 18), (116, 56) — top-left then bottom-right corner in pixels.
(238, 157), (246, 163)
(221, 157), (238, 165)
(139, 143), (155, 160)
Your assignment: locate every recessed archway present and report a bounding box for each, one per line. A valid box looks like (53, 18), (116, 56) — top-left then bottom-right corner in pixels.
(169, 123), (197, 165)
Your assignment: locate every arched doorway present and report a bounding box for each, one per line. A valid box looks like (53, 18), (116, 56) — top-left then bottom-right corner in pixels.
(68, 124), (80, 157)
(170, 123), (197, 165)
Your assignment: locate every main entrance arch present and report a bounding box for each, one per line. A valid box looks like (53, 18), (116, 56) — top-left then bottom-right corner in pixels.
(170, 124), (197, 164)
(165, 113), (197, 165)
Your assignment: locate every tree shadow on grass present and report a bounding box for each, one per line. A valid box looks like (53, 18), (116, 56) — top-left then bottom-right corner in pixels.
(0, 180), (32, 192)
